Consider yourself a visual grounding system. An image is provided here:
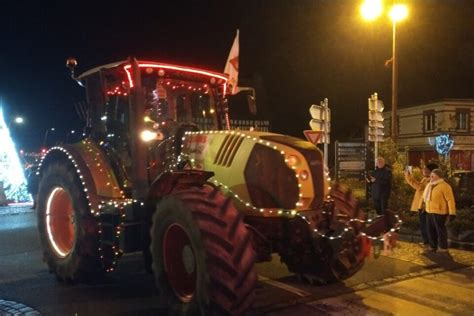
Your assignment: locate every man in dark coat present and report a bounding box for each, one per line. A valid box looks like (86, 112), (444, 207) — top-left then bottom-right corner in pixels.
(367, 157), (392, 215)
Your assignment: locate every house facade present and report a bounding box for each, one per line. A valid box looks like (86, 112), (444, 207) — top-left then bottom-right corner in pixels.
(384, 99), (474, 171)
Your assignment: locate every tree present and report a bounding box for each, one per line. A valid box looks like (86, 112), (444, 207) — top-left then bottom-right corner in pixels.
(0, 107), (31, 203)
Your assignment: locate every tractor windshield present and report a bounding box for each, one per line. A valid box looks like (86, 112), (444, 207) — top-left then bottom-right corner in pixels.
(140, 68), (223, 131)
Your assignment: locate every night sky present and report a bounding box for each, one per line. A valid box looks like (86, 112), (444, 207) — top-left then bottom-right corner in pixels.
(1, 0), (474, 151)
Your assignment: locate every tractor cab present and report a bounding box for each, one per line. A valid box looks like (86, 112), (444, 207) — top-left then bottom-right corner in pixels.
(73, 58), (229, 137)
(69, 58), (229, 192)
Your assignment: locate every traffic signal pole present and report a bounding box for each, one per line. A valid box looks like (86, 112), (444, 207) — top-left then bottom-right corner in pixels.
(307, 98), (330, 168)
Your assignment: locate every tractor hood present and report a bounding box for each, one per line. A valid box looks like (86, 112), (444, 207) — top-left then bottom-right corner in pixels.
(181, 130), (328, 217)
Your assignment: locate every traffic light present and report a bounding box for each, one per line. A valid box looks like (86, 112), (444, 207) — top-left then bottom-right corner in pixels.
(368, 93), (384, 142)
(309, 98), (331, 144)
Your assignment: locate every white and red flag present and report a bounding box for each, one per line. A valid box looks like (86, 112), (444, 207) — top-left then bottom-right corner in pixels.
(224, 29), (239, 95)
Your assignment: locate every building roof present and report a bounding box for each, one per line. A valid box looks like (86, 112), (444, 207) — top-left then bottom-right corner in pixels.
(399, 99), (474, 109)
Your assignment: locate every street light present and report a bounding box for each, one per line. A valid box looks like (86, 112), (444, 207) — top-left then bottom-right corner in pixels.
(66, 130), (75, 143)
(14, 117), (24, 124)
(361, 0), (408, 142)
(360, 0), (383, 21)
(43, 128), (56, 147)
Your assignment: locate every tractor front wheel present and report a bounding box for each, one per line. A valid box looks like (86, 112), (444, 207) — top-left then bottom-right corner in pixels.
(150, 185), (257, 315)
(280, 184), (367, 284)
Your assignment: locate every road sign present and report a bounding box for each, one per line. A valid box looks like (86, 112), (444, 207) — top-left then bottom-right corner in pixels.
(303, 130), (323, 145)
(368, 93), (385, 151)
(335, 141), (367, 180)
(339, 161), (366, 170)
(308, 98), (331, 167)
(368, 135), (385, 142)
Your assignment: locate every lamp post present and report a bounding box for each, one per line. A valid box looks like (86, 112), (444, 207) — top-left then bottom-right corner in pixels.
(361, 0), (408, 142)
(66, 130), (75, 143)
(43, 128), (55, 147)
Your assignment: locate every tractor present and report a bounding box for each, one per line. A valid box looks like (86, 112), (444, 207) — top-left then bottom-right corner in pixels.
(35, 57), (393, 315)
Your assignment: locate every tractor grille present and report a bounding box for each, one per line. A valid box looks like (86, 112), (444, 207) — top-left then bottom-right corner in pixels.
(214, 134), (244, 167)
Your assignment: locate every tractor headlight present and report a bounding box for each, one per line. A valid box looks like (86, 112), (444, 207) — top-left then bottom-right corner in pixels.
(140, 130), (158, 142)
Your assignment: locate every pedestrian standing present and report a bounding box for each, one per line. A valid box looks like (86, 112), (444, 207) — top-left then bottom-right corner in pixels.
(404, 163), (438, 249)
(423, 169), (456, 254)
(367, 157), (392, 215)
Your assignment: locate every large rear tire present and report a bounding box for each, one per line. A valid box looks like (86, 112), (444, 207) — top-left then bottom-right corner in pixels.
(150, 185), (257, 315)
(37, 160), (103, 282)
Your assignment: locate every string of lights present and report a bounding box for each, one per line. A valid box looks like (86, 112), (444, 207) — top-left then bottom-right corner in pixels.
(181, 130), (402, 242)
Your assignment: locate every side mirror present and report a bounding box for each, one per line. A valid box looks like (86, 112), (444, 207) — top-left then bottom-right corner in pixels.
(246, 93), (257, 115)
(238, 87), (257, 115)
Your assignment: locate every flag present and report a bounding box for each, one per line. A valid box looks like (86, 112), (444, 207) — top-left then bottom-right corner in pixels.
(224, 29), (239, 95)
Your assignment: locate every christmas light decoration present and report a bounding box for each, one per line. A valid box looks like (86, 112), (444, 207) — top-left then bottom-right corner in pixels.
(180, 130), (401, 242)
(435, 133), (454, 156)
(0, 107), (31, 202)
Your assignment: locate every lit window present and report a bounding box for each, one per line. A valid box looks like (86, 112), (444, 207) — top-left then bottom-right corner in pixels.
(456, 109), (469, 131)
(423, 111), (436, 132)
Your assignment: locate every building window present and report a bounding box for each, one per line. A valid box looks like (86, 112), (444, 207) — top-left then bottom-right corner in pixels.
(423, 111), (436, 133)
(456, 109), (470, 131)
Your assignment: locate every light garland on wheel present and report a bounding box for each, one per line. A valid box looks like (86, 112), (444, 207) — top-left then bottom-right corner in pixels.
(37, 146), (95, 214)
(37, 142), (131, 273)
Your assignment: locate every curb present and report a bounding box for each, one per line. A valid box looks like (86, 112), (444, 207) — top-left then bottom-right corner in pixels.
(398, 231), (474, 251)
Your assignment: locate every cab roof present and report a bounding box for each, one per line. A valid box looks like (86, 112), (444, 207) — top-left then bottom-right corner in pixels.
(77, 60), (228, 82)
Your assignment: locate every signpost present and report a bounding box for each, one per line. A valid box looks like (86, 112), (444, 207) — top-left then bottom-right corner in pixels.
(305, 98), (331, 167)
(368, 93), (385, 164)
(303, 130), (323, 146)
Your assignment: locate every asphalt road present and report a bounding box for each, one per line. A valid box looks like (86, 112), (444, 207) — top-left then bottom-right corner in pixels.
(1, 206), (473, 315)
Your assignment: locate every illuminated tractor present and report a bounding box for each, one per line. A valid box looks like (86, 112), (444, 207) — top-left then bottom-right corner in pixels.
(35, 57), (392, 315)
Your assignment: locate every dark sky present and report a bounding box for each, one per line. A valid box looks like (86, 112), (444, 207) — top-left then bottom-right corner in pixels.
(1, 0), (474, 151)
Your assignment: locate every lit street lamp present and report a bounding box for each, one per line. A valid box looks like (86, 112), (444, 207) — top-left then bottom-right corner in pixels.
(14, 117), (24, 124)
(361, 0), (408, 142)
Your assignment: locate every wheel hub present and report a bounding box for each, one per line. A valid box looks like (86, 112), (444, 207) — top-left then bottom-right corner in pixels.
(163, 223), (197, 303)
(45, 187), (75, 258)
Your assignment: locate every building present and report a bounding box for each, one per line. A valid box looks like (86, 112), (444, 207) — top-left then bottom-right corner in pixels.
(384, 99), (474, 171)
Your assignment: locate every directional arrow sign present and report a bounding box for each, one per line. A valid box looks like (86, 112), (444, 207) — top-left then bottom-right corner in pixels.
(303, 130), (323, 145)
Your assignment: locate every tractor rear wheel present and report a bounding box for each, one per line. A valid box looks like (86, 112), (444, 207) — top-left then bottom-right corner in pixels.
(150, 185), (257, 315)
(37, 160), (102, 282)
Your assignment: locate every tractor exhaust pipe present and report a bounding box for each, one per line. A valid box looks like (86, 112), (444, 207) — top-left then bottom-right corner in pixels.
(128, 56), (148, 199)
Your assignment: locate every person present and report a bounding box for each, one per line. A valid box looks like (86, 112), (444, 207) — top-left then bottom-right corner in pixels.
(422, 168), (456, 254)
(26, 166), (39, 209)
(404, 163), (438, 249)
(367, 157), (392, 215)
